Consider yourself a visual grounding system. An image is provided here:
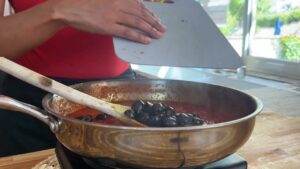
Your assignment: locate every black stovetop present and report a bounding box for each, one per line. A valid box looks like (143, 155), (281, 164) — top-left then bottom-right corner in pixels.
(55, 143), (247, 169)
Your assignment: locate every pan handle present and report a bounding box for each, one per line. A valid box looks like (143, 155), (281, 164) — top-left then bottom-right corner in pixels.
(0, 95), (60, 133)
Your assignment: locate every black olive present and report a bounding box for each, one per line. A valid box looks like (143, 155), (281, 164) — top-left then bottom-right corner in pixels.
(129, 100), (205, 127)
(94, 114), (109, 121)
(146, 101), (153, 107)
(132, 100), (144, 114)
(193, 117), (205, 125)
(165, 109), (175, 116)
(136, 112), (150, 123)
(76, 115), (93, 122)
(152, 103), (165, 113)
(161, 115), (177, 127)
(187, 113), (196, 117)
(124, 109), (135, 119)
(142, 102), (154, 114)
(166, 106), (175, 111)
(175, 113), (181, 117)
(176, 113), (194, 126)
(147, 115), (162, 127)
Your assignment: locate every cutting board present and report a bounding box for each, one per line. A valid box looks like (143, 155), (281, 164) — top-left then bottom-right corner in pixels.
(113, 0), (243, 69)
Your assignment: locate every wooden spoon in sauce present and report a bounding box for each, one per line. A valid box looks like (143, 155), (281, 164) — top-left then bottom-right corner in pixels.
(0, 57), (145, 127)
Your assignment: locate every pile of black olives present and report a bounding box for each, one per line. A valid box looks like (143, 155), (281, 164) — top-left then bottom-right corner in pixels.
(124, 100), (205, 127)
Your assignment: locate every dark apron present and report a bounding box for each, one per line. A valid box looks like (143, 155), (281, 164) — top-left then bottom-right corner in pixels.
(0, 69), (136, 157)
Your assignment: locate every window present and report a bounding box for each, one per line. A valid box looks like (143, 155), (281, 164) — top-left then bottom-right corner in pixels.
(244, 0), (300, 80)
(250, 0), (300, 63)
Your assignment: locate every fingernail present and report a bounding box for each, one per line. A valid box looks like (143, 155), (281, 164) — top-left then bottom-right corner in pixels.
(144, 37), (152, 44)
(156, 31), (164, 38)
(153, 28), (162, 38)
(160, 24), (167, 32)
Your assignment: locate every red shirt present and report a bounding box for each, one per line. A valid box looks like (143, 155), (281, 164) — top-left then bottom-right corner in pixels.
(9, 0), (129, 79)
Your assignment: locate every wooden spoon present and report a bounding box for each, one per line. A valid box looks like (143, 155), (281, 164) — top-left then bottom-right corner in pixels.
(0, 57), (145, 127)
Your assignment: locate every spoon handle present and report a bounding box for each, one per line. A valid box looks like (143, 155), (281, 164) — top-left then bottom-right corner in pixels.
(0, 57), (145, 127)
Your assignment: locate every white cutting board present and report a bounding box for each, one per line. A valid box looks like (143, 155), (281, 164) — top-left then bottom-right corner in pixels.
(113, 0), (243, 69)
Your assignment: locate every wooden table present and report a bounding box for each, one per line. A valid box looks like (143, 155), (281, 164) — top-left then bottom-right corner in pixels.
(0, 112), (299, 169)
(0, 149), (54, 169)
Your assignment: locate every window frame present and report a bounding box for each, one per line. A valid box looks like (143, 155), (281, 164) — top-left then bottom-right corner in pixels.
(242, 0), (300, 80)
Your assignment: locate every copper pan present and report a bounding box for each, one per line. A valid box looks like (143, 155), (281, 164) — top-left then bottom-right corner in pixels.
(0, 79), (263, 168)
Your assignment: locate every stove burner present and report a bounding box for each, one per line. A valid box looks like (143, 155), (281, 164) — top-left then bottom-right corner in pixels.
(83, 158), (144, 169)
(55, 143), (247, 169)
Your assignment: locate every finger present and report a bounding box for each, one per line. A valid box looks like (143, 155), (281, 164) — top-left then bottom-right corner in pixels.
(113, 25), (152, 44)
(142, 4), (157, 18)
(138, 4), (167, 32)
(122, 0), (166, 33)
(119, 13), (163, 39)
(143, 6), (166, 32)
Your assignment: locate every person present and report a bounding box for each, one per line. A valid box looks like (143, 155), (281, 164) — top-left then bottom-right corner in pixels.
(274, 18), (283, 36)
(0, 0), (166, 157)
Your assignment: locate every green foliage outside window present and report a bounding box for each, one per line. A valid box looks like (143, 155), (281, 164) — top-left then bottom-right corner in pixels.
(220, 0), (300, 35)
(280, 36), (300, 62)
(256, 0), (272, 16)
(228, 0), (244, 21)
(220, 0), (244, 36)
(257, 8), (300, 27)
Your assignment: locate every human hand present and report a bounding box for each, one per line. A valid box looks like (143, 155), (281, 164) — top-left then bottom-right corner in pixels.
(53, 0), (166, 44)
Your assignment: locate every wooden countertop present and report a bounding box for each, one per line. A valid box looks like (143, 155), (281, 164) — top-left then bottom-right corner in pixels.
(0, 112), (299, 169)
(0, 149), (54, 169)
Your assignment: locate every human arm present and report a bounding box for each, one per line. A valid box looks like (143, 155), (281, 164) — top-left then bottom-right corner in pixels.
(0, 0), (166, 59)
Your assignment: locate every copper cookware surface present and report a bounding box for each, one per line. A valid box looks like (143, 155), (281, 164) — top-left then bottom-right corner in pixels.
(0, 79), (263, 168)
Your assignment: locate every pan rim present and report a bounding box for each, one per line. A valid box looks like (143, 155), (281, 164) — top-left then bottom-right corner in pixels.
(42, 79), (263, 131)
